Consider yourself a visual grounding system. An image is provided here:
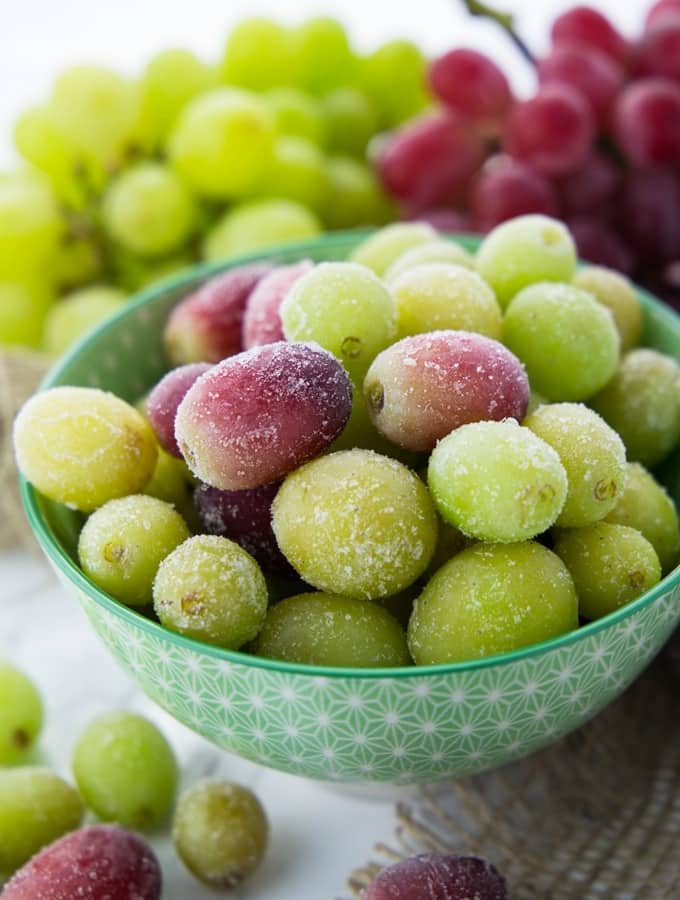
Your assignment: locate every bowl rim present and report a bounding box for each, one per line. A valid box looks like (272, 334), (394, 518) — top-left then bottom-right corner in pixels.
(19, 230), (680, 680)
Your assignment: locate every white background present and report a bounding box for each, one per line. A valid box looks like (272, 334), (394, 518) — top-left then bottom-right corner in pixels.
(0, 2), (651, 899)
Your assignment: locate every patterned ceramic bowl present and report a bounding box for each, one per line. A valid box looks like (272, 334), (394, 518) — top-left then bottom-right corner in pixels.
(20, 232), (680, 784)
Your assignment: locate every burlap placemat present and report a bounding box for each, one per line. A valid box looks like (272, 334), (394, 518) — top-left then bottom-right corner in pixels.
(348, 646), (680, 899)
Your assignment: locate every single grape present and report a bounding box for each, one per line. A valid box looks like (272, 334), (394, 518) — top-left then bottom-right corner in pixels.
(471, 155), (559, 232)
(475, 214), (576, 309)
(605, 462), (680, 573)
(567, 219), (634, 275)
(78, 495), (190, 606)
(164, 263), (271, 365)
(614, 78), (680, 167)
(589, 349), (680, 466)
(168, 88), (275, 199)
(0, 173), (62, 279)
(153, 534), (268, 648)
(551, 5), (629, 65)
(428, 420), (567, 543)
(173, 779), (268, 889)
(0, 662), (42, 766)
(524, 403), (626, 528)
(0, 280), (54, 349)
(242, 260), (313, 349)
(408, 542), (577, 664)
(364, 331), (528, 452)
(175, 342), (352, 490)
(572, 266), (642, 352)
(221, 18), (294, 91)
(384, 239), (474, 282)
(51, 230), (104, 293)
(636, 15), (680, 83)
(203, 198), (321, 261)
(617, 168), (680, 265)
(365, 853), (508, 900)
(13, 387), (158, 512)
(537, 44), (623, 126)
(253, 592), (411, 667)
(0, 768), (83, 875)
(350, 222), (436, 276)
(503, 283), (620, 401)
(294, 17), (355, 95)
(323, 155), (392, 229)
(257, 137), (329, 214)
(646, 0), (680, 28)
(324, 87), (377, 157)
(554, 523), (661, 620)
(557, 151), (620, 218)
(146, 363), (212, 456)
(272, 449), (438, 600)
(360, 39), (428, 127)
(266, 87), (327, 145)
(43, 285), (127, 356)
(429, 48), (512, 124)
(280, 262), (397, 383)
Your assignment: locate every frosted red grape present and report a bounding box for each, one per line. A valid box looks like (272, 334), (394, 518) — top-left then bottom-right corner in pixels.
(164, 263), (271, 365)
(146, 362), (211, 456)
(175, 341), (352, 490)
(1, 825), (161, 900)
(537, 44), (623, 126)
(636, 15), (680, 82)
(363, 331), (529, 452)
(551, 5), (629, 65)
(364, 853), (508, 900)
(471, 155), (559, 231)
(614, 78), (680, 167)
(429, 49), (512, 123)
(242, 260), (313, 349)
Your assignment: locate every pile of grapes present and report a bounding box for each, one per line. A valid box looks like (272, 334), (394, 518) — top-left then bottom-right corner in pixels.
(13, 219), (680, 670)
(376, 0), (680, 307)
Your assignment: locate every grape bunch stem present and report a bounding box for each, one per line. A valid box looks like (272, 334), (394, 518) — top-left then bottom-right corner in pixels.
(460, 0), (535, 65)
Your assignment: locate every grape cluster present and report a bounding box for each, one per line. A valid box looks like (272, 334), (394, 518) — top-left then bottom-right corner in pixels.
(376, 1), (680, 307)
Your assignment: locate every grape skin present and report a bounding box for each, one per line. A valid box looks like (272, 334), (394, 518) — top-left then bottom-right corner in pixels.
(429, 49), (512, 123)
(146, 362), (212, 457)
(384, 239), (474, 282)
(0, 662), (42, 766)
(365, 854), (508, 900)
(550, 5), (629, 65)
(537, 44), (623, 126)
(471, 155), (559, 232)
(242, 260), (313, 349)
(350, 222), (437, 276)
(614, 78), (680, 167)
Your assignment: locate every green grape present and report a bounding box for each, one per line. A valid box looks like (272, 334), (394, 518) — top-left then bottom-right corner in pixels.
(605, 462), (680, 573)
(350, 222), (437, 276)
(152, 535), (268, 648)
(360, 40), (429, 127)
(323, 155), (393, 229)
(78, 495), (190, 606)
(173, 779), (268, 889)
(72, 711), (177, 831)
(503, 283), (620, 401)
(476, 214), (577, 308)
(384, 238), (475, 282)
(554, 523), (661, 620)
(280, 261), (397, 382)
(427, 420), (568, 542)
(257, 137), (330, 214)
(0, 768), (83, 875)
(168, 88), (275, 199)
(590, 349), (680, 467)
(293, 17), (356, 95)
(221, 18), (295, 91)
(390, 262), (502, 340)
(43, 285), (127, 356)
(572, 265), (642, 352)
(0, 280), (54, 348)
(144, 447), (197, 526)
(0, 662), (42, 766)
(323, 87), (377, 157)
(202, 198), (320, 261)
(0, 173), (63, 279)
(111, 247), (195, 293)
(266, 88), (327, 145)
(13, 386), (158, 512)
(408, 542), (578, 664)
(524, 403), (626, 528)
(52, 233), (103, 292)
(102, 162), (197, 257)
(254, 591), (411, 667)
(272, 449), (438, 600)
(140, 48), (217, 148)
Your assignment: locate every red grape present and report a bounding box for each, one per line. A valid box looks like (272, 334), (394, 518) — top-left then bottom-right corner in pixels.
(537, 44), (624, 126)
(364, 853), (508, 900)
(146, 362), (212, 457)
(635, 14), (680, 83)
(377, 110), (485, 209)
(614, 78), (680, 166)
(404, 207), (472, 232)
(429, 48), (512, 123)
(242, 260), (313, 350)
(645, 0), (680, 29)
(618, 168), (680, 264)
(557, 151), (621, 217)
(503, 84), (594, 176)
(551, 5), (629, 66)
(471, 155), (559, 231)
(567, 218), (635, 274)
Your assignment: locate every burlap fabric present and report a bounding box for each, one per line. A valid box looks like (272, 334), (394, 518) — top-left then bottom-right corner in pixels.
(348, 645), (680, 899)
(0, 349), (50, 550)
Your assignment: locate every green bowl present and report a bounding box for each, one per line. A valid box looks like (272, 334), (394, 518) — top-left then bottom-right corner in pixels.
(20, 231), (680, 784)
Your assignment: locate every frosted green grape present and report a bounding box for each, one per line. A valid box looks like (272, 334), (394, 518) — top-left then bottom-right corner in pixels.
(384, 238), (475, 282)
(572, 265), (642, 352)
(350, 222), (436, 276)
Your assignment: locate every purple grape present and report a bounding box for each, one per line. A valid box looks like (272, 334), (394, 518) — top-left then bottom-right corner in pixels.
(146, 362), (212, 457)
(364, 853), (508, 900)
(242, 260), (313, 349)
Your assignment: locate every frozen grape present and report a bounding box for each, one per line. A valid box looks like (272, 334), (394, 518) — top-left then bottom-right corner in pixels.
(350, 222), (436, 276)
(408, 542), (578, 664)
(1, 825), (161, 900)
(524, 403), (626, 528)
(272, 449), (437, 600)
(242, 260), (313, 349)
(146, 363), (212, 456)
(389, 263), (502, 340)
(589, 349), (680, 466)
(0, 768), (83, 875)
(164, 263), (271, 365)
(280, 262), (397, 383)
(78, 495), (190, 607)
(13, 387), (157, 512)
(605, 463), (680, 573)
(43, 285), (127, 356)
(175, 341), (352, 490)
(253, 592), (411, 667)
(266, 88), (326, 144)
(365, 853), (508, 900)
(503, 283), (620, 401)
(221, 18), (293, 91)
(551, 5), (629, 65)
(143, 448), (196, 524)
(554, 523), (661, 620)
(471, 155), (559, 232)
(429, 48), (512, 123)
(384, 239), (474, 282)
(475, 214), (576, 309)
(153, 535), (268, 648)
(0, 662), (42, 766)
(173, 779), (268, 889)
(572, 266), (642, 352)
(364, 331), (528, 452)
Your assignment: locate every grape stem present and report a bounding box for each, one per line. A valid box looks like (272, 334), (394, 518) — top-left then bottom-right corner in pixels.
(460, 0), (535, 65)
